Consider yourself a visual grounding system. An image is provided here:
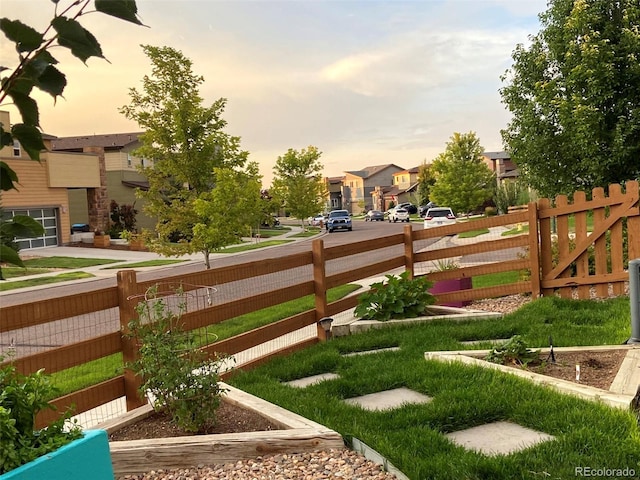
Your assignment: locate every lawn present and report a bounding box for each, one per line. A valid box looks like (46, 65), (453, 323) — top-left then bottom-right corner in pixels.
(229, 295), (639, 479)
(0, 272), (95, 291)
(102, 259), (186, 269)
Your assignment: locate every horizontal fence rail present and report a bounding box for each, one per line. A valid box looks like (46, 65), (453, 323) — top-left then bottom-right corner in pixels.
(1, 181), (637, 429)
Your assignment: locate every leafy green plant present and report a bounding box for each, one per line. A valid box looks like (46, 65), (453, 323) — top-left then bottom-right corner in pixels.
(354, 271), (435, 321)
(485, 335), (541, 366)
(0, 356), (81, 474)
(127, 286), (228, 433)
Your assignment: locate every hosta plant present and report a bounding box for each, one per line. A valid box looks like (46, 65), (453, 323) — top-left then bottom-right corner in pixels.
(354, 271), (435, 321)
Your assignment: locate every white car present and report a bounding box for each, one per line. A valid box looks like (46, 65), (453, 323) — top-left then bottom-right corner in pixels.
(309, 214), (326, 226)
(388, 207), (411, 223)
(423, 207), (456, 228)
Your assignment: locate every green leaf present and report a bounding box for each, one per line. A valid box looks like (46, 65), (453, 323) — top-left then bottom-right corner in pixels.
(11, 124), (44, 161)
(95, 0), (144, 26)
(0, 19), (44, 52)
(0, 245), (24, 267)
(0, 127), (12, 146)
(35, 65), (66, 98)
(7, 91), (39, 126)
(23, 51), (60, 79)
(2, 215), (45, 238)
(0, 161), (19, 191)
(51, 17), (104, 63)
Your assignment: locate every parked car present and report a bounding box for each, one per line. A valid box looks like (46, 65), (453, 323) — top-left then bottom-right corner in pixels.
(364, 210), (384, 221)
(423, 207), (457, 228)
(308, 214), (327, 226)
(397, 202), (418, 214)
(388, 207), (411, 223)
(419, 202), (437, 217)
(325, 209), (352, 232)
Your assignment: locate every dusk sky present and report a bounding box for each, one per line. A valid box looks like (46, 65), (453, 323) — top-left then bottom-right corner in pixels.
(1, 0), (546, 184)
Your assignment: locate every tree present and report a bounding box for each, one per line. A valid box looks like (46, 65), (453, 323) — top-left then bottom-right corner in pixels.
(271, 146), (326, 229)
(0, 0), (143, 271)
(193, 164), (262, 269)
(500, 0), (640, 198)
(416, 161), (437, 205)
(120, 45), (251, 268)
(429, 132), (496, 215)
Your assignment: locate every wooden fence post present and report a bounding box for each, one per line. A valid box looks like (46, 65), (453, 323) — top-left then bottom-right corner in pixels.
(403, 224), (414, 279)
(312, 239), (330, 341)
(527, 201), (541, 298)
(117, 269), (146, 411)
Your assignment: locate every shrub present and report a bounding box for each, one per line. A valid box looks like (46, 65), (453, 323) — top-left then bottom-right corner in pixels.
(354, 271), (435, 321)
(0, 357), (81, 474)
(127, 286), (228, 433)
(485, 335), (540, 366)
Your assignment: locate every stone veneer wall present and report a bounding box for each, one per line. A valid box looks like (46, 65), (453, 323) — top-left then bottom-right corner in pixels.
(83, 146), (109, 232)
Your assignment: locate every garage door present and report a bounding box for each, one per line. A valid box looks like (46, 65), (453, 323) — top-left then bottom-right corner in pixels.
(5, 208), (59, 250)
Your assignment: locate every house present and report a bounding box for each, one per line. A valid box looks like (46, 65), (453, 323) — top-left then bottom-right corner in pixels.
(51, 132), (153, 232)
(0, 111), (103, 249)
(324, 176), (345, 211)
(482, 151), (519, 185)
(342, 164), (404, 214)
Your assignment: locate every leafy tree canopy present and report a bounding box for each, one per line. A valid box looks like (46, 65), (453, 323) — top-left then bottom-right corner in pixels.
(416, 161), (436, 205)
(429, 132), (496, 215)
(500, 0), (640, 198)
(121, 45), (251, 268)
(271, 146), (327, 228)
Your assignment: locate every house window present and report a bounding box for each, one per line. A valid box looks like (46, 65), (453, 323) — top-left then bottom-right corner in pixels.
(13, 140), (21, 157)
(127, 154), (132, 167)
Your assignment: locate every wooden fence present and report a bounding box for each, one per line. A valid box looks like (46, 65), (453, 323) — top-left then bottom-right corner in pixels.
(0, 181), (638, 428)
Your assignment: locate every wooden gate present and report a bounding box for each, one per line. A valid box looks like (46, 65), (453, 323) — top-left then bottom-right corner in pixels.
(537, 181), (640, 299)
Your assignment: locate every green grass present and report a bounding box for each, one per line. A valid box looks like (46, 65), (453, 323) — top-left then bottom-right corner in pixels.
(102, 259), (186, 269)
(457, 228), (490, 238)
(502, 224), (530, 235)
(230, 295), (638, 480)
(22, 256), (123, 268)
(0, 272), (95, 291)
(49, 283), (361, 396)
(472, 271), (522, 288)
(289, 228), (322, 238)
(220, 239), (294, 253)
(253, 227), (292, 238)
(0, 266), (52, 279)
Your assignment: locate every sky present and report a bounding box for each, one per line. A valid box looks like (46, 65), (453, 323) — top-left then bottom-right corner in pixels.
(0, 0), (547, 185)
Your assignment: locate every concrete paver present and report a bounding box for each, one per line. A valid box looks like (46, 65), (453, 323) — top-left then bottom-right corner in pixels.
(446, 421), (555, 456)
(285, 373), (341, 388)
(344, 387), (432, 411)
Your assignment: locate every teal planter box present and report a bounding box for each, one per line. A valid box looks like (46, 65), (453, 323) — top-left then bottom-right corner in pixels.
(1, 430), (114, 480)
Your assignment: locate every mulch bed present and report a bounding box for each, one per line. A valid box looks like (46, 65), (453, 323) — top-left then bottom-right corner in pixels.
(108, 401), (280, 442)
(507, 348), (628, 391)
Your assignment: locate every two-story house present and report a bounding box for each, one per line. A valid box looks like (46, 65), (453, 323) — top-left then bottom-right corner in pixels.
(0, 111), (104, 249)
(482, 151), (519, 186)
(50, 133), (153, 232)
(342, 164), (404, 214)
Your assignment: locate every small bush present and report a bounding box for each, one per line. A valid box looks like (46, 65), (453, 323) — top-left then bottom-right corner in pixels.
(0, 357), (81, 474)
(127, 286), (228, 433)
(354, 271), (435, 321)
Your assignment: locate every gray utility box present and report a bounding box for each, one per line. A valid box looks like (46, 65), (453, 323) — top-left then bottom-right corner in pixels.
(631, 259), (640, 344)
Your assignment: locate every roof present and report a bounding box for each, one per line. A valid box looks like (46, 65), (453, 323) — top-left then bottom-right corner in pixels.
(345, 164), (404, 179)
(482, 151), (510, 160)
(326, 176), (345, 184)
(51, 132), (144, 151)
(394, 166), (420, 175)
